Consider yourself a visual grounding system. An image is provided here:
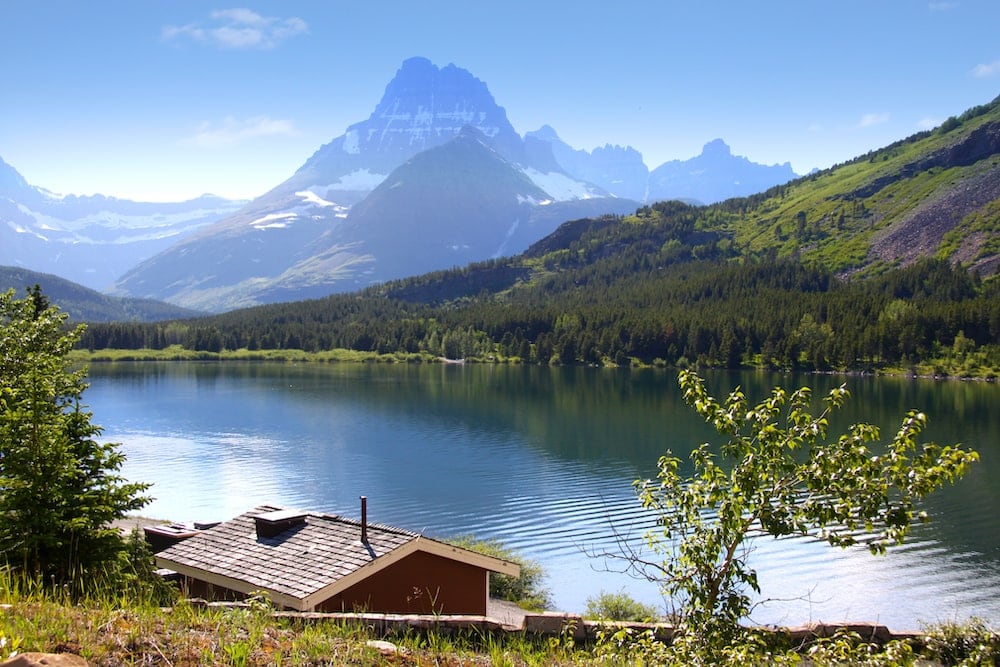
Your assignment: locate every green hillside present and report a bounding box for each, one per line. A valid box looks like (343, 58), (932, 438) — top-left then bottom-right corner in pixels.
(727, 96), (1000, 275)
(0, 266), (202, 322)
(77, 96), (1000, 376)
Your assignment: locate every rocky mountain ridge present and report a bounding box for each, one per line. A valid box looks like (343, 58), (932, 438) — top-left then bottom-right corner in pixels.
(0, 155), (243, 290)
(861, 119), (1000, 275)
(108, 58), (648, 311)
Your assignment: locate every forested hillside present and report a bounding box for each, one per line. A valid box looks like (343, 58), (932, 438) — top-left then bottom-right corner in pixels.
(78, 226), (999, 375)
(0, 266), (201, 322)
(78, 97), (1000, 376)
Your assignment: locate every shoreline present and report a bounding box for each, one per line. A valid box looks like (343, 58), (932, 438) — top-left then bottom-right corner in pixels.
(72, 348), (998, 383)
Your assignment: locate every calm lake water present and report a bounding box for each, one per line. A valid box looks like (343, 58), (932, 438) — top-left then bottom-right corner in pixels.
(84, 361), (1000, 629)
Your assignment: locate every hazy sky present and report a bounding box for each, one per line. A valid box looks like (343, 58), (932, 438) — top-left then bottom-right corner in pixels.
(3, 1), (999, 202)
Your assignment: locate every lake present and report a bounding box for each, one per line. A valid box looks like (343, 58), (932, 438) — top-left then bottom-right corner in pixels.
(84, 361), (1000, 630)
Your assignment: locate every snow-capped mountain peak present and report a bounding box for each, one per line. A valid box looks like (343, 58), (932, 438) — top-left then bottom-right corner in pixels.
(0, 155), (244, 290)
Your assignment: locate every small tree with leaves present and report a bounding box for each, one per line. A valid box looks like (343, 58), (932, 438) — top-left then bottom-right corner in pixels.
(630, 370), (978, 655)
(0, 286), (151, 584)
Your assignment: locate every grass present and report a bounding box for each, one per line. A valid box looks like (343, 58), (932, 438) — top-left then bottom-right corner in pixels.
(70, 345), (439, 364)
(2, 571), (998, 666)
(0, 570), (579, 666)
(0, 596), (583, 666)
(718, 102), (1000, 276)
(886, 342), (1000, 381)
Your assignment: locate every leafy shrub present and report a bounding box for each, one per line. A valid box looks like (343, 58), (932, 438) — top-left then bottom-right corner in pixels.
(623, 370), (978, 660)
(922, 618), (1000, 666)
(584, 590), (659, 622)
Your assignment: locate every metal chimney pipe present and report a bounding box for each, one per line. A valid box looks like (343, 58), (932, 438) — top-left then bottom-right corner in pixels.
(360, 495), (368, 543)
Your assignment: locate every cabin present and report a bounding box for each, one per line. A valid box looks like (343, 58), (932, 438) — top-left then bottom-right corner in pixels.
(153, 501), (520, 615)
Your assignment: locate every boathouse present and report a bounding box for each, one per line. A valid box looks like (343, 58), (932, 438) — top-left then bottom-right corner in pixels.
(153, 501), (520, 615)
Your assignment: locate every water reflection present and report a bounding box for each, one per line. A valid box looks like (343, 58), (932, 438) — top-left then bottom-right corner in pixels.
(85, 362), (999, 627)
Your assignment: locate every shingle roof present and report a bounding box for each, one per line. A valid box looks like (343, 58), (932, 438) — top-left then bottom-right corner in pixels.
(155, 505), (519, 610)
(156, 505), (418, 602)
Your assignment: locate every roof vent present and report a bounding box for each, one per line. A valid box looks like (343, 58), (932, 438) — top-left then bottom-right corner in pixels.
(254, 509), (307, 539)
(143, 523), (199, 553)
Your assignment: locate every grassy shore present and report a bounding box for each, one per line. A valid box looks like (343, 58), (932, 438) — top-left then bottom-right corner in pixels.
(70, 346), (439, 364)
(70, 344), (1000, 380)
(2, 588), (998, 666)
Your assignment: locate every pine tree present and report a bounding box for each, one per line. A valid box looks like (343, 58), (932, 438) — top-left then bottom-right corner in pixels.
(0, 287), (150, 582)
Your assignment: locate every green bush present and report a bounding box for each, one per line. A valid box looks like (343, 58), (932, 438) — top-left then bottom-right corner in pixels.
(922, 618), (999, 666)
(584, 590), (659, 622)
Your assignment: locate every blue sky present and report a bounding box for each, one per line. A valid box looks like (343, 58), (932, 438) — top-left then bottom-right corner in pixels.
(2, 1), (999, 202)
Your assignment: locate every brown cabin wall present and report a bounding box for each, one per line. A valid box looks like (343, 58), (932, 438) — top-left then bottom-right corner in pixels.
(317, 551), (489, 615)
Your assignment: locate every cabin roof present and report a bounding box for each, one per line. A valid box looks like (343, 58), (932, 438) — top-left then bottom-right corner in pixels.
(155, 504), (519, 610)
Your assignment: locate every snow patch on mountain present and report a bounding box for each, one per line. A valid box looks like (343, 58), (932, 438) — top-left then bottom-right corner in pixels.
(8, 221), (48, 241)
(516, 194), (552, 207)
(250, 212), (297, 230)
(14, 203), (238, 235)
(296, 190), (336, 207)
(412, 109), (430, 125)
(410, 105), (488, 128)
(329, 169), (387, 191)
(493, 218), (521, 258)
(522, 168), (603, 201)
(342, 130), (360, 154)
(34, 187), (69, 201)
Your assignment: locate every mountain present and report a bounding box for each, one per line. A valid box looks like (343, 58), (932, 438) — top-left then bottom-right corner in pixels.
(526, 125), (650, 201)
(647, 139), (798, 204)
(279, 56), (528, 198)
(254, 97), (1000, 306)
(0, 155), (244, 290)
(8, 57), (804, 307)
(0, 266), (202, 322)
(338, 128), (642, 287)
(111, 58), (636, 312)
(511, 95), (1000, 282)
(525, 129), (798, 206)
